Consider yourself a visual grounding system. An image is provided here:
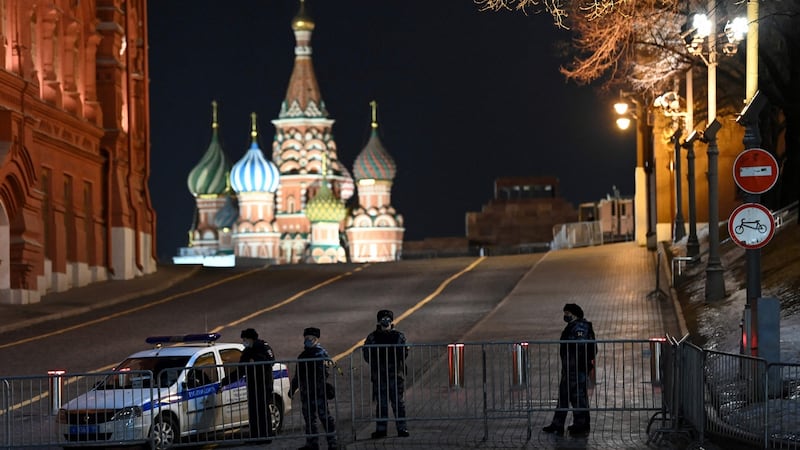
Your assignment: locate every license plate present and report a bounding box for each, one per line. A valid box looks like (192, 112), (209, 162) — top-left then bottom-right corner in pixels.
(69, 424), (98, 434)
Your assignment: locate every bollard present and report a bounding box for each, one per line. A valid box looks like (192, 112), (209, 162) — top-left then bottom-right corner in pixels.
(648, 338), (666, 385)
(48, 370), (66, 415)
(448, 343), (465, 388)
(512, 342), (528, 387)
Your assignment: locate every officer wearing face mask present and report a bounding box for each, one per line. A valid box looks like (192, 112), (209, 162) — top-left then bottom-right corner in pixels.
(219, 328), (275, 441)
(290, 327), (337, 450)
(362, 309), (409, 439)
(543, 303), (596, 436)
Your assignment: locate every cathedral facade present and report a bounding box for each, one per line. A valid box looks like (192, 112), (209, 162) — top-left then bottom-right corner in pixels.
(179, 1), (403, 266)
(0, 0), (156, 304)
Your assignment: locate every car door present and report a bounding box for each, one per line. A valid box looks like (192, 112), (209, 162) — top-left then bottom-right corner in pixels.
(218, 347), (247, 429)
(184, 352), (220, 434)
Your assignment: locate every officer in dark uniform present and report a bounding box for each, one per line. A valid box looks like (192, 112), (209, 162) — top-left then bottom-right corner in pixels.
(543, 303), (596, 436)
(290, 327), (337, 450)
(362, 309), (409, 438)
(219, 328), (275, 441)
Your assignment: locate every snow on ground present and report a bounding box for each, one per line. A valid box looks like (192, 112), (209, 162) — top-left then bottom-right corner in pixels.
(669, 213), (800, 364)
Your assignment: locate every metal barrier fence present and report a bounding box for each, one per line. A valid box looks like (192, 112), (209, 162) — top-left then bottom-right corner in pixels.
(551, 221), (603, 250)
(1, 370), (156, 448)
(348, 340), (663, 446)
(766, 363), (800, 449)
(664, 340), (800, 449)
(4, 340), (798, 449)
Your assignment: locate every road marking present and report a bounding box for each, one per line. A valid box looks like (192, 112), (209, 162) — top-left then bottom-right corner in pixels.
(332, 257), (486, 362)
(210, 265), (369, 334)
(0, 268), (268, 350)
(5, 363), (118, 413)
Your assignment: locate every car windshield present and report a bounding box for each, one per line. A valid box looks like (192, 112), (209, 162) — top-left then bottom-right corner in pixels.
(97, 356), (191, 389)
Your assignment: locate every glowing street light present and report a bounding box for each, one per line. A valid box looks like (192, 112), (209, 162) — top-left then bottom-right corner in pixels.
(684, 7), (747, 302)
(614, 94), (656, 251)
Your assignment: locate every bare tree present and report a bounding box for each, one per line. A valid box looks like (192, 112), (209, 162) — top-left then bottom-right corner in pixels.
(477, 0), (800, 209)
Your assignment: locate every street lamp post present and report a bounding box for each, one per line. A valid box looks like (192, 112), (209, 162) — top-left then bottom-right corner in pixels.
(682, 131), (701, 259)
(614, 94), (656, 251)
(686, 10), (747, 302)
(671, 125), (686, 241)
(654, 90), (688, 243)
(700, 119), (725, 301)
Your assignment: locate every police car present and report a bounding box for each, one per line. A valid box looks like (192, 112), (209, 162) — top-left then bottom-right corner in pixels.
(57, 333), (291, 449)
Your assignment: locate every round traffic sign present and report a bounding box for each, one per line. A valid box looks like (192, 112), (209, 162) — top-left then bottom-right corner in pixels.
(728, 203), (775, 250)
(733, 148), (779, 194)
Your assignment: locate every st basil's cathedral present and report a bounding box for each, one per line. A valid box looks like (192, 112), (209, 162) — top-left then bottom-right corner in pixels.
(177, 1), (404, 266)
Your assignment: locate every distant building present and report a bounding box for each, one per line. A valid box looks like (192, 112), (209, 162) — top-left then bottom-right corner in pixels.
(578, 186), (635, 242)
(466, 177), (578, 247)
(175, 1), (403, 266)
(0, 0), (156, 304)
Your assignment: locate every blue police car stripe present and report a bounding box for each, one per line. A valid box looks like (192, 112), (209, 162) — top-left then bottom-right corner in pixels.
(142, 369), (289, 412)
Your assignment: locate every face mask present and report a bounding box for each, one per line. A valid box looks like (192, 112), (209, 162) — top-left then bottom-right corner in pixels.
(379, 317), (392, 328)
(243, 339), (253, 348)
(304, 338), (315, 348)
(563, 315), (572, 323)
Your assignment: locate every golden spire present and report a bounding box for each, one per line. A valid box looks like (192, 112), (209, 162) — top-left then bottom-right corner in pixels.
(250, 112), (258, 139)
(370, 100), (379, 129)
(211, 100), (218, 129)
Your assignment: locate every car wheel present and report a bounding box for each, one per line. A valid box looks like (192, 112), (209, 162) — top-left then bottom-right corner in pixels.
(150, 414), (178, 450)
(269, 395), (284, 433)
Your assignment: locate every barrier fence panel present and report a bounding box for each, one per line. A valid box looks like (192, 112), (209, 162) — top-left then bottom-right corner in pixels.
(1, 370), (155, 448)
(349, 340), (662, 447)
(765, 362), (800, 449)
(678, 341), (707, 441)
(703, 349), (769, 445)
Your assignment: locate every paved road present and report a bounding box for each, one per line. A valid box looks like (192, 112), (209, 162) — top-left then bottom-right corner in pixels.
(0, 242), (691, 449)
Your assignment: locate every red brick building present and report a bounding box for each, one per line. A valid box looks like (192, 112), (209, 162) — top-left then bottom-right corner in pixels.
(0, 0), (155, 304)
(467, 177), (578, 247)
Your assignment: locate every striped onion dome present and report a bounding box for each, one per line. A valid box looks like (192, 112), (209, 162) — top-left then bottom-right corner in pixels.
(353, 101), (396, 181)
(187, 101), (232, 196)
(230, 113), (280, 193)
(213, 195), (238, 229)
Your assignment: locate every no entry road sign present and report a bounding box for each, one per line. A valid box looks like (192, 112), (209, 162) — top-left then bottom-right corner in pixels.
(728, 203), (775, 250)
(733, 148), (779, 194)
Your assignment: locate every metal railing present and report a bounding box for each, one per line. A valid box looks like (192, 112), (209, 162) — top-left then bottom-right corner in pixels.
(3, 341), (799, 448)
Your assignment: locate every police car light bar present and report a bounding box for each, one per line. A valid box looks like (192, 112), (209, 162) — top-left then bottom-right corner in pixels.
(145, 333), (222, 345)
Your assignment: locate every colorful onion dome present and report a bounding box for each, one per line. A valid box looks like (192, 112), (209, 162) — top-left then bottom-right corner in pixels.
(292, 0), (315, 31)
(213, 195), (239, 229)
(187, 101), (232, 196)
(306, 157), (346, 223)
(353, 101), (396, 181)
(230, 113), (280, 193)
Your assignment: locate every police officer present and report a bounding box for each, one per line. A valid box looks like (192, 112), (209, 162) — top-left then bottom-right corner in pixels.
(543, 303), (596, 436)
(362, 309), (409, 438)
(290, 327), (337, 450)
(219, 328), (275, 441)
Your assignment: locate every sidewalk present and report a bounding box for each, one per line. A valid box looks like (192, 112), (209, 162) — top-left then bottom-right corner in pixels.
(0, 264), (200, 335)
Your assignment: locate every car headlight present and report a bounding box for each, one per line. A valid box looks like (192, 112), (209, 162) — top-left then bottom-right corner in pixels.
(111, 406), (142, 421)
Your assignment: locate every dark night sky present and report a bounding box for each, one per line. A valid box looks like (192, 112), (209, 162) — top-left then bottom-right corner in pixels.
(147, 0), (635, 260)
